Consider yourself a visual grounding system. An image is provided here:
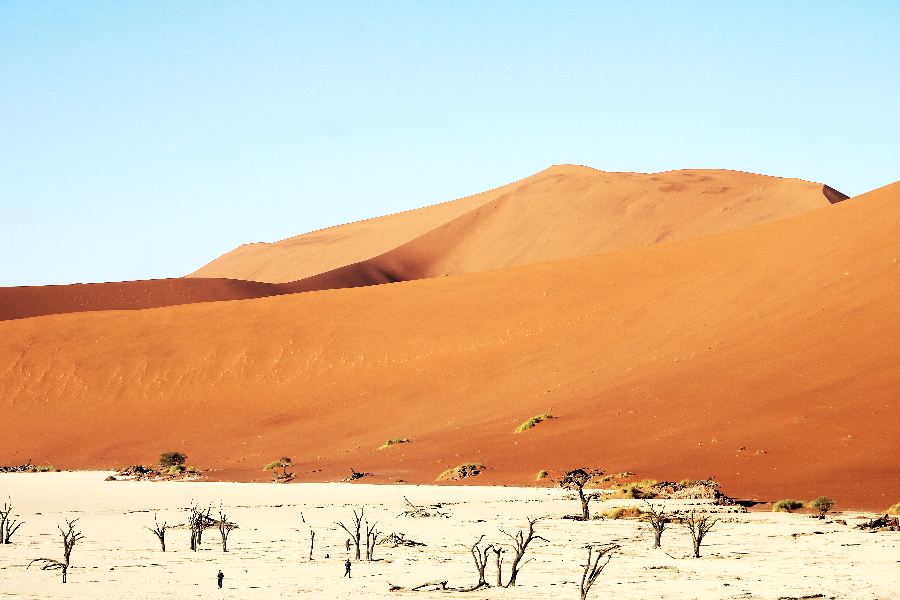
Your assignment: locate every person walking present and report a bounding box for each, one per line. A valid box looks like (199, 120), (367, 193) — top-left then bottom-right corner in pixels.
(217, 570), (224, 589)
(344, 559), (351, 578)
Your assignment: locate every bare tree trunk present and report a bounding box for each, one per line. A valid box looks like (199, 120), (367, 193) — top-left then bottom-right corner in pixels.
(309, 529), (315, 560)
(580, 544), (618, 600)
(491, 546), (504, 587)
(501, 518), (546, 587)
(365, 521), (382, 560)
(145, 514), (167, 551)
(336, 508), (364, 560)
(643, 501), (669, 549)
(0, 498), (23, 544)
(218, 507), (234, 552)
(457, 536), (491, 592)
(29, 518), (83, 583)
(684, 511), (718, 558)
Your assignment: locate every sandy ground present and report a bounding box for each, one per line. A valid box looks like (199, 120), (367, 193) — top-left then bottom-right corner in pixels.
(0, 473), (897, 599)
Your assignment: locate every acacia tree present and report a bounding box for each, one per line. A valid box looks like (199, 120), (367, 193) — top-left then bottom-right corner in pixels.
(809, 496), (835, 518)
(29, 519), (84, 583)
(159, 452), (187, 469)
(580, 544), (618, 600)
(642, 500), (670, 549)
(683, 511), (718, 558)
(559, 469), (605, 520)
(500, 517), (546, 587)
(145, 514), (167, 551)
(336, 508), (364, 560)
(0, 497), (24, 544)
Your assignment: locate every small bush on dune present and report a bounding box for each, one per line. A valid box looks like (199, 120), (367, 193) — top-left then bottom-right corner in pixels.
(167, 464), (185, 474)
(773, 499), (805, 512)
(34, 466), (59, 472)
(536, 470), (548, 481)
(380, 438), (410, 449)
(436, 463), (485, 482)
(888, 502), (900, 515)
(515, 413), (553, 433)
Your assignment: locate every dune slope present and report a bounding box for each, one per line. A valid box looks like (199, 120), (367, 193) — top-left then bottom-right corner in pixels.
(190, 165), (846, 287)
(0, 178), (896, 510)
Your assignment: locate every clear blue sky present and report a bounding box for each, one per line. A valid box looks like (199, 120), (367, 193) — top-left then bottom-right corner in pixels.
(2, 1), (897, 287)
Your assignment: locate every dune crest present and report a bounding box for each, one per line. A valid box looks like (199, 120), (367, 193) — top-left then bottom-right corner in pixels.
(191, 165), (845, 287)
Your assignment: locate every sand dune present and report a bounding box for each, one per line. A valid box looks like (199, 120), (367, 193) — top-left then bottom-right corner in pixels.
(5, 166), (845, 320)
(189, 165), (846, 287)
(1, 174), (896, 511)
(0, 278), (291, 322)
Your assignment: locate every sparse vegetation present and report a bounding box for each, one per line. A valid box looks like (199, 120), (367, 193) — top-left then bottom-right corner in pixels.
(159, 452), (187, 469)
(809, 496), (836, 518)
(263, 457), (293, 481)
(888, 502), (900, 515)
(773, 499), (805, 512)
(536, 470), (548, 481)
(34, 465), (59, 472)
(597, 506), (643, 520)
(515, 413), (553, 433)
(380, 438), (410, 449)
(436, 463), (485, 481)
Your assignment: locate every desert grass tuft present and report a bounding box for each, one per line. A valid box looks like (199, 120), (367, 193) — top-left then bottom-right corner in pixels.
(597, 506), (644, 520)
(536, 470), (548, 481)
(772, 499), (805, 512)
(514, 413), (553, 433)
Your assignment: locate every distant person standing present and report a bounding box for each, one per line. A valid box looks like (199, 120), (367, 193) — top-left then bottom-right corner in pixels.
(217, 570), (224, 588)
(345, 538), (351, 551)
(344, 559), (351, 578)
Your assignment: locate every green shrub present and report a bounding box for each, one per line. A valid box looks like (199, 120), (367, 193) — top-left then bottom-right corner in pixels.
(887, 502), (900, 515)
(159, 452), (187, 469)
(514, 413), (553, 433)
(167, 464), (185, 474)
(536, 470), (548, 481)
(773, 499), (805, 512)
(34, 465), (59, 472)
(263, 461), (282, 471)
(808, 496), (836, 516)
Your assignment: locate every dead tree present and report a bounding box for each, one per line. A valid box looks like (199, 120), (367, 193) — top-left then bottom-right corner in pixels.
(145, 514), (167, 551)
(559, 468), (604, 520)
(29, 519), (84, 583)
(188, 502), (213, 551)
(580, 544), (618, 600)
(217, 506), (235, 552)
(336, 507), (364, 559)
(365, 520), (382, 560)
(308, 528), (315, 560)
(683, 511), (718, 558)
(453, 535), (492, 592)
(643, 500), (670, 549)
(0, 498), (23, 544)
(490, 545), (505, 587)
(500, 517), (546, 587)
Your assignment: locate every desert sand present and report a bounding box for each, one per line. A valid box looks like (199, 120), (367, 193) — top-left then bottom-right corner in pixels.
(1, 165), (898, 513)
(0, 472), (897, 600)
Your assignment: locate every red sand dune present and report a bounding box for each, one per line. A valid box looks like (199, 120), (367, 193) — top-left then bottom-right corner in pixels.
(190, 165), (846, 286)
(0, 173), (896, 511)
(0, 278), (290, 322)
(4, 166), (844, 321)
